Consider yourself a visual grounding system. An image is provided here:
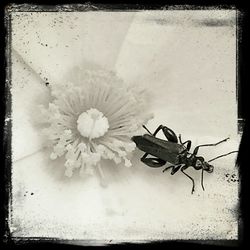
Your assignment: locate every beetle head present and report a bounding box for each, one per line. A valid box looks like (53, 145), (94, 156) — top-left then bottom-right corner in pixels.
(196, 156), (214, 192)
(203, 161), (214, 173)
(195, 157), (214, 173)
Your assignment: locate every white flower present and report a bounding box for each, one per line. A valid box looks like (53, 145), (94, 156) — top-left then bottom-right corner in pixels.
(39, 68), (153, 177)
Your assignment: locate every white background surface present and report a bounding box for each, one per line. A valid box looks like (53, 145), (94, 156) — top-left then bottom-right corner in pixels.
(10, 9), (240, 243)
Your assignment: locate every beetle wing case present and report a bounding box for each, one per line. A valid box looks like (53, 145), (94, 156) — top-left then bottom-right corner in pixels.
(132, 134), (185, 165)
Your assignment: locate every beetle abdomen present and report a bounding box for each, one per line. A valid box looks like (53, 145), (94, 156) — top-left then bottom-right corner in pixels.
(132, 134), (185, 165)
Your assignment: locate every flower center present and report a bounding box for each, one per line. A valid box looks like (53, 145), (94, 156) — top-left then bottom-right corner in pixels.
(77, 108), (109, 139)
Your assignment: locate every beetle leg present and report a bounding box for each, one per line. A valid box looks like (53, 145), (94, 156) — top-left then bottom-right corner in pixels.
(178, 134), (183, 144)
(192, 138), (229, 156)
(140, 143), (166, 167)
(142, 125), (153, 135)
(162, 164), (182, 174)
(152, 125), (164, 136)
(153, 125), (178, 143)
(143, 124), (178, 143)
(182, 140), (192, 151)
(161, 126), (178, 143)
(141, 156), (166, 168)
(143, 124), (162, 136)
(179, 134), (192, 151)
(181, 166), (195, 194)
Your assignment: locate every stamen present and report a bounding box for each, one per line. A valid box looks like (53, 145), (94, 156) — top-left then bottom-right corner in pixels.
(77, 108), (109, 140)
(39, 69), (153, 178)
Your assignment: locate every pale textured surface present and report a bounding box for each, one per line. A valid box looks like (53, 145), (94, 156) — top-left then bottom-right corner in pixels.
(9, 10), (240, 242)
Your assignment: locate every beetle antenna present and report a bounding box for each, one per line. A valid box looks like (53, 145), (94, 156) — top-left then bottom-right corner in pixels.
(201, 168), (205, 191)
(208, 151), (238, 163)
(142, 125), (152, 135)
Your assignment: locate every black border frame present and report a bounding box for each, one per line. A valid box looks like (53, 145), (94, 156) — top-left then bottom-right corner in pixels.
(1, 1), (249, 249)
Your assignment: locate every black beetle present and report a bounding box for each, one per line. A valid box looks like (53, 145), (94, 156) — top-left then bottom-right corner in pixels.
(132, 125), (238, 194)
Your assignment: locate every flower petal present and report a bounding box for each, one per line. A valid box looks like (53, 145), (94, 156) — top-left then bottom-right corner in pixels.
(11, 51), (51, 161)
(12, 12), (136, 85)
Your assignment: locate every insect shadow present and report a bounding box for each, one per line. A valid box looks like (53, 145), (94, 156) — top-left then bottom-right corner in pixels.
(132, 125), (238, 194)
